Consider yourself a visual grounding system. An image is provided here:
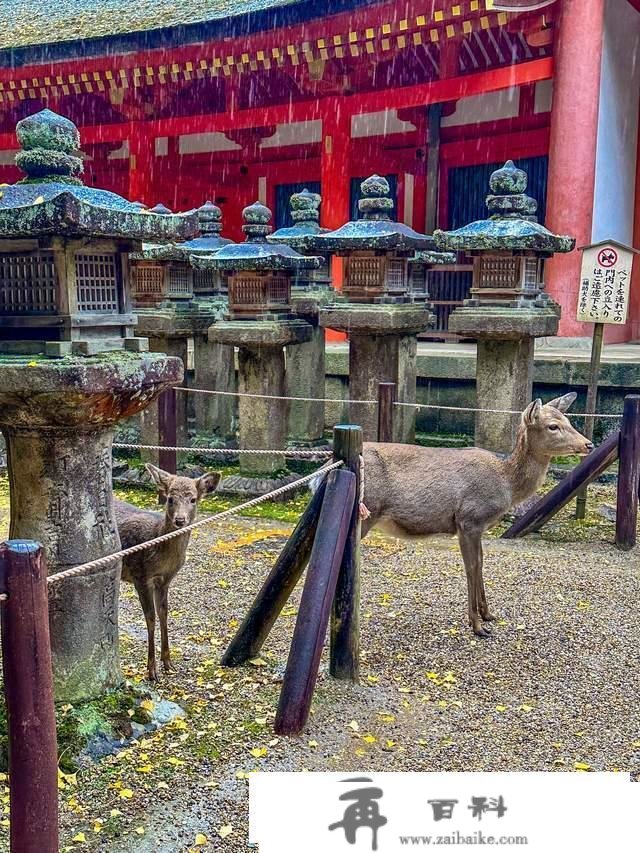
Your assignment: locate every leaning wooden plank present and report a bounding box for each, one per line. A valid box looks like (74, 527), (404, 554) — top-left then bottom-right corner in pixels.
(274, 469), (356, 735)
(502, 430), (620, 539)
(221, 477), (328, 667)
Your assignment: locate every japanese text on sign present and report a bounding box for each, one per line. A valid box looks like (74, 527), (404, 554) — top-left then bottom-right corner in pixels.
(577, 243), (634, 325)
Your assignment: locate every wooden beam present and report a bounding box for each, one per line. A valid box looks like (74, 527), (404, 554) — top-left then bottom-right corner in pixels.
(0, 58), (552, 152)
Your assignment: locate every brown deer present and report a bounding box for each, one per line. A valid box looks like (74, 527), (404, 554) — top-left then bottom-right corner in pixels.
(115, 464), (220, 681)
(360, 394), (593, 636)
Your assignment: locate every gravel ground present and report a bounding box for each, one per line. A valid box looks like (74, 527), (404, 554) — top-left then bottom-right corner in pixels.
(1, 482), (639, 851)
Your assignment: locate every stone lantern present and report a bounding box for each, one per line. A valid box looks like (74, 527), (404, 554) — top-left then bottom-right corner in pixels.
(408, 249), (456, 300)
(269, 189), (333, 447)
(193, 201), (316, 495)
(435, 160), (575, 452)
(0, 109), (197, 701)
(130, 201), (236, 449)
(317, 175), (448, 441)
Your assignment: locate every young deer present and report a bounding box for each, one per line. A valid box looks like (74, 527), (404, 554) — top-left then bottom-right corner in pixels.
(360, 394), (593, 636)
(115, 464), (220, 681)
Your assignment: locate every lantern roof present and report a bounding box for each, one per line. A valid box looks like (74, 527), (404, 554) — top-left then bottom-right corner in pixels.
(434, 160), (575, 255)
(132, 200), (233, 262)
(317, 175), (437, 253)
(192, 200), (321, 271)
(0, 109), (197, 242)
(269, 188), (328, 251)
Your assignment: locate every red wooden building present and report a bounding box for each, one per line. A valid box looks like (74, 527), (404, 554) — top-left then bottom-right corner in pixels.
(0, 0), (638, 339)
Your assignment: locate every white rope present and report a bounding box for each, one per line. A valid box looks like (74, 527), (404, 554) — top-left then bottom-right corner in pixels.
(396, 401), (623, 419)
(113, 443), (332, 458)
(47, 462), (342, 586)
(175, 387), (376, 405)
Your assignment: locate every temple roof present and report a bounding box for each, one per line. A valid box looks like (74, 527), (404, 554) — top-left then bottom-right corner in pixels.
(0, 1), (373, 56)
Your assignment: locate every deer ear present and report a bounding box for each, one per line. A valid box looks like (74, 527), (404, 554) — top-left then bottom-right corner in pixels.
(523, 399), (543, 425)
(546, 392), (577, 413)
(145, 463), (175, 491)
(196, 471), (221, 498)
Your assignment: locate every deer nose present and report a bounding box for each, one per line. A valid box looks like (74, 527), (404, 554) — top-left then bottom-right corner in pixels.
(174, 517), (186, 528)
(585, 441), (594, 453)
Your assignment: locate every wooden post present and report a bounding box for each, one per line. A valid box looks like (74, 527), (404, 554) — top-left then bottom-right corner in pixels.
(158, 386), (177, 475)
(425, 103), (442, 234)
(274, 469), (356, 735)
(615, 395), (640, 550)
(503, 430), (620, 539)
(576, 322), (604, 519)
(377, 382), (397, 443)
(0, 541), (58, 853)
(221, 478), (327, 666)
(330, 425), (363, 681)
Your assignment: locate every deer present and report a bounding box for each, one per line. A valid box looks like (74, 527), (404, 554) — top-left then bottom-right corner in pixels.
(114, 464), (220, 681)
(358, 393), (593, 637)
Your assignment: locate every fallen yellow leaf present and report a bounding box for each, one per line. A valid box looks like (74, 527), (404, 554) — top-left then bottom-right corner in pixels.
(218, 824), (233, 839)
(195, 833), (208, 846)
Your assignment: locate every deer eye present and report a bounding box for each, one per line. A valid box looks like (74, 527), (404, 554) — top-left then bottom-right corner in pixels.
(167, 496), (174, 505)
(548, 424), (559, 431)
(190, 497), (196, 504)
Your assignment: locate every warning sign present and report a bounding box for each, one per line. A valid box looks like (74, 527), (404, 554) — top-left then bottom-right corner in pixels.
(577, 241), (635, 325)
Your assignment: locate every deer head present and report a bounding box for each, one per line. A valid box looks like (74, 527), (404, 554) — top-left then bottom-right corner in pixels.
(145, 464), (221, 529)
(521, 393), (594, 458)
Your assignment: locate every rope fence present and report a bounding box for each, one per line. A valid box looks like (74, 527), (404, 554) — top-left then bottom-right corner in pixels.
(47, 461), (342, 587)
(113, 442), (332, 458)
(174, 385), (623, 419)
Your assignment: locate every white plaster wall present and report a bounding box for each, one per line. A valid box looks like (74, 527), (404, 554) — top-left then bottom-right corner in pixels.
(441, 87), (520, 127)
(179, 132), (241, 154)
(591, 0), (640, 245)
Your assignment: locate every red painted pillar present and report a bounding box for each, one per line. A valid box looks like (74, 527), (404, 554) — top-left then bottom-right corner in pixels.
(544, 0), (605, 337)
(128, 131), (155, 205)
(629, 95), (640, 342)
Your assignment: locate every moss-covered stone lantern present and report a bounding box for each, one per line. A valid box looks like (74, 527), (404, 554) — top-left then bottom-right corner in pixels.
(435, 160), (575, 452)
(129, 201), (237, 450)
(192, 201), (317, 494)
(269, 189), (333, 447)
(0, 109), (196, 702)
(318, 175), (448, 441)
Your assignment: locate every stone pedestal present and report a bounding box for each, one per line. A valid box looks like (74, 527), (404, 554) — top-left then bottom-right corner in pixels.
(0, 352), (182, 701)
(193, 335), (237, 440)
(209, 320), (311, 493)
(449, 306), (559, 453)
(287, 291), (331, 446)
(320, 303), (432, 442)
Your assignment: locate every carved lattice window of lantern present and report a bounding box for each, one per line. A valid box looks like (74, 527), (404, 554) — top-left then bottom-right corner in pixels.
(75, 252), (119, 312)
(523, 256), (542, 292)
(166, 263), (193, 299)
(0, 250), (58, 314)
(476, 255), (521, 291)
(193, 267), (225, 296)
(133, 262), (164, 302)
(345, 255), (384, 299)
(228, 271), (291, 319)
(386, 258), (407, 295)
(409, 261), (427, 297)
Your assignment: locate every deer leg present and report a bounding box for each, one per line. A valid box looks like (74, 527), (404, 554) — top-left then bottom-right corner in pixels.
(475, 544), (496, 622)
(154, 583), (173, 673)
(457, 528), (489, 638)
(135, 582), (158, 681)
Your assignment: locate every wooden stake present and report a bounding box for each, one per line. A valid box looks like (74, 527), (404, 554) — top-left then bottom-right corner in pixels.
(158, 386), (177, 475)
(274, 469), (356, 734)
(330, 425), (363, 681)
(221, 478), (327, 666)
(615, 395), (640, 551)
(377, 382), (397, 443)
(575, 322), (604, 519)
(0, 540), (58, 853)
